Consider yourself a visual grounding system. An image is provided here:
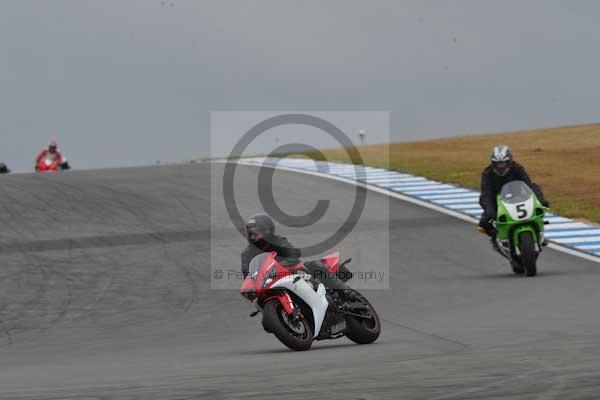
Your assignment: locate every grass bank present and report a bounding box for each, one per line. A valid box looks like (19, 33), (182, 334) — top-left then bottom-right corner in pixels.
(302, 123), (600, 224)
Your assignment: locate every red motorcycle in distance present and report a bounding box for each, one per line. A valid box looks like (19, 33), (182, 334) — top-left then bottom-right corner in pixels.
(240, 251), (381, 351)
(35, 156), (70, 173)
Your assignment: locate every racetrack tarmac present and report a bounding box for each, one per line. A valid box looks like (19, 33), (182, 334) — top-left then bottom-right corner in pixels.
(1, 163), (600, 399)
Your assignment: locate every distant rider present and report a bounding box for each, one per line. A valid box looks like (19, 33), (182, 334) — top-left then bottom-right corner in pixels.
(0, 162), (9, 174)
(478, 145), (549, 238)
(241, 214), (356, 298)
(35, 140), (69, 171)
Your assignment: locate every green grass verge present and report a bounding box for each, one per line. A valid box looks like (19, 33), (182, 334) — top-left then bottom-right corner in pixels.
(300, 123), (600, 224)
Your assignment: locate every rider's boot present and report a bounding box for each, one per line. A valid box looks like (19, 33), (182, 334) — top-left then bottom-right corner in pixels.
(342, 289), (361, 301)
(331, 288), (360, 307)
(490, 236), (501, 253)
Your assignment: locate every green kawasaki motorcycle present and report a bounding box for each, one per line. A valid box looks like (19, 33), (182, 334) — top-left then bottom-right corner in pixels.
(493, 180), (548, 277)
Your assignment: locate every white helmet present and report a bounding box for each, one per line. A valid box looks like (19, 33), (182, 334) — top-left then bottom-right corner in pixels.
(491, 145), (513, 176)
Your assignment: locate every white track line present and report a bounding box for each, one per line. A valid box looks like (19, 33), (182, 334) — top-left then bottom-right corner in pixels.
(231, 159), (600, 264)
(422, 192), (480, 200)
(577, 244), (600, 250)
(545, 223), (594, 230)
(403, 188), (465, 195)
(433, 197), (481, 204)
(545, 229), (600, 238)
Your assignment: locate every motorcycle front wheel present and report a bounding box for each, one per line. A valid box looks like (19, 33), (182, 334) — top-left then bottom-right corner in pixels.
(519, 232), (537, 277)
(262, 299), (313, 351)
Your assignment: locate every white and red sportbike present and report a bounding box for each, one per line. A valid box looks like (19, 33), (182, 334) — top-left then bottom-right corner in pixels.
(240, 251), (381, 351)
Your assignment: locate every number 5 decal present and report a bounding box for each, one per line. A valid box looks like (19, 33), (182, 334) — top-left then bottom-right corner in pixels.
(516, 203), (527, 219)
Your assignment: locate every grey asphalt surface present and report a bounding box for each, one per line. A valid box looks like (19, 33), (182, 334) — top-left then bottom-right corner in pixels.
(1, 163), (600, 399)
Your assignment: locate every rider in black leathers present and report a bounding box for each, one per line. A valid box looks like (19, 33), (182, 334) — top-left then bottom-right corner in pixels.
(241, 214), (351, 293)
(479, 145), (549, 237)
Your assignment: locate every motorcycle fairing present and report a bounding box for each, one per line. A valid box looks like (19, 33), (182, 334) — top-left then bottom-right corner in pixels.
(270, 275), (329, 337)
(264, 292), (295, 315)
(503, 197), (535, 221)
(320, 251), (340, 274)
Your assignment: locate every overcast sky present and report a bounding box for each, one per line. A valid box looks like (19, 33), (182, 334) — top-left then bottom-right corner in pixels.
(1, 1), (599, 172)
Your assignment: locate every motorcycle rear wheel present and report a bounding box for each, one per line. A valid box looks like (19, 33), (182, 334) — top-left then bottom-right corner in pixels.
(344, 290), (381, 344)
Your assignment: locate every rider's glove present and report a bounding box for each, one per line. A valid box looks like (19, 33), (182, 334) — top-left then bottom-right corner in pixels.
(541, 199), (550, 208)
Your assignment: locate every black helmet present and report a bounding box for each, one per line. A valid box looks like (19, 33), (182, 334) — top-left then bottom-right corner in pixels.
(491, 145), (513, 176)
(246, 213), (275, 244)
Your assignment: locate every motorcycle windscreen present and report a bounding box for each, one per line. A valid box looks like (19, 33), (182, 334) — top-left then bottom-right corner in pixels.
(499, 181), (535, 221)
(499, 181), (534, 204)
(247, 253), (271, 280)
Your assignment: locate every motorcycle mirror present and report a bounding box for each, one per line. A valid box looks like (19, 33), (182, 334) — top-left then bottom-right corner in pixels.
(340, 258), (352, 268)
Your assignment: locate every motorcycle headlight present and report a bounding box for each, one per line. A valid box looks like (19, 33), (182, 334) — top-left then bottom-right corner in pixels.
(535, 207), (544, 216)
(241, 289), (257, 302)
(261, 266), (277, 288)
